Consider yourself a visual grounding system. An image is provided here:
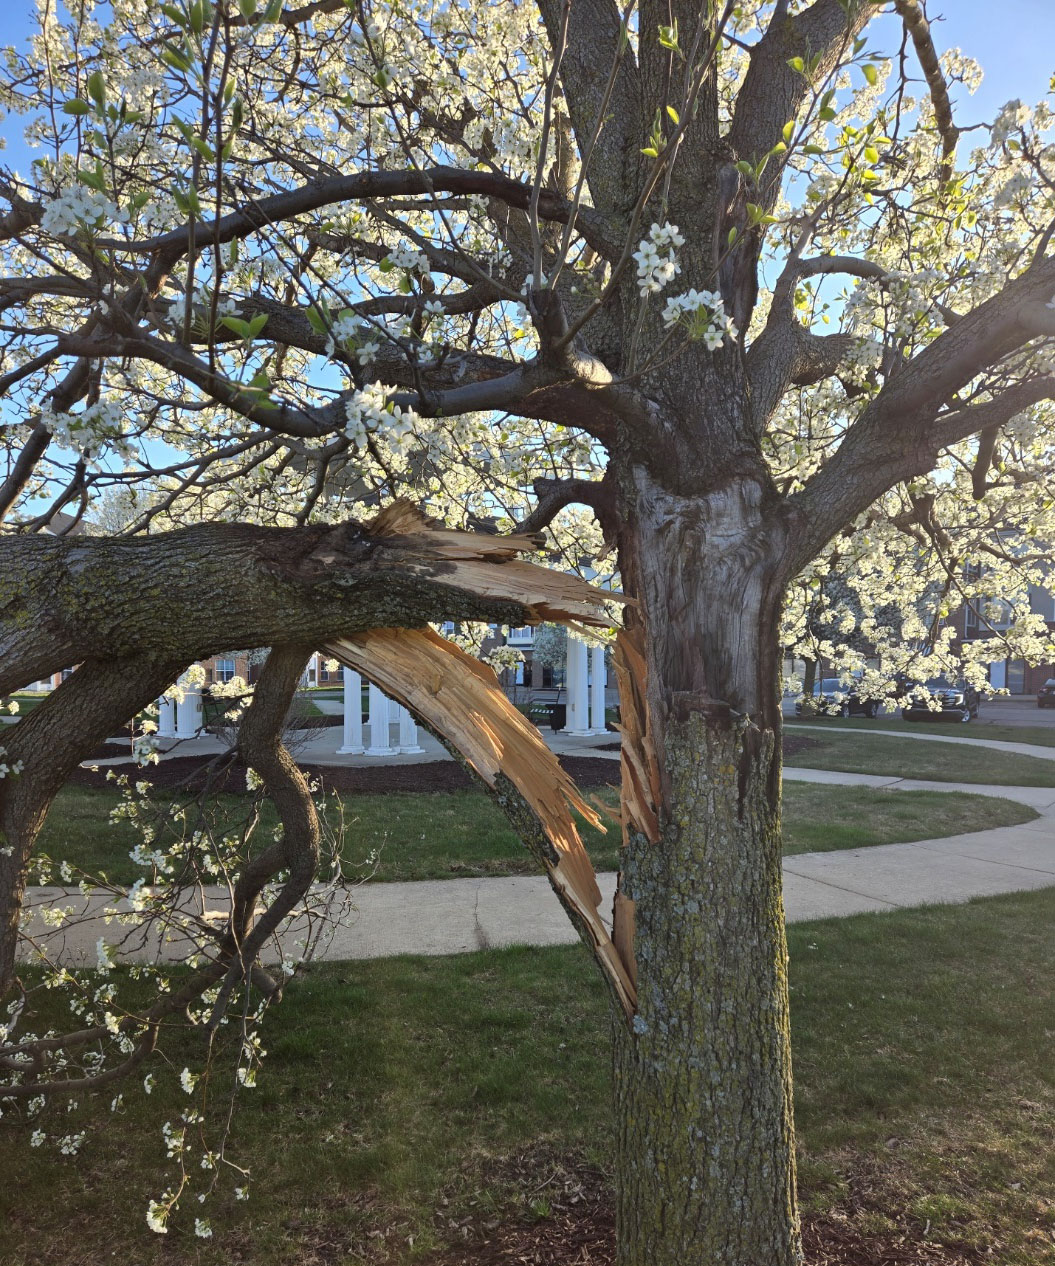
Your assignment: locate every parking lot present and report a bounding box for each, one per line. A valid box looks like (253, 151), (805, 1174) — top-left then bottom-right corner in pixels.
(783, 693), (1055, 729)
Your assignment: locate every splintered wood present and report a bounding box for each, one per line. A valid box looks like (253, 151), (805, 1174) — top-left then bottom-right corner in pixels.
(608, 629), (662, 995)
(364, 500), (622, 626)
(326, 628), (636, 1017)
(612, 629), (660, 846)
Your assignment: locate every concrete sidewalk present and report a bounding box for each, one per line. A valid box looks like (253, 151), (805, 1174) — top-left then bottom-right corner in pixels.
(789, 722), (1055, 762)
(20, 771), (1055, 966)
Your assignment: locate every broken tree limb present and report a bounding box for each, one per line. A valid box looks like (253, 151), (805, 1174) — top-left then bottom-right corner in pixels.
(324, 627), (636, 1019)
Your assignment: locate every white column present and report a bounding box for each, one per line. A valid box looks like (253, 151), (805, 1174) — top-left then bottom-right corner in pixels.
(157, 694), (177, 739)
(174, 677), (202, 739)
(563, 637), (591, 735)
(398, 706), (423, 753)
(338, 667), (364, 754)
(589, 644), (607, 734)
(366, 683), (396, 756)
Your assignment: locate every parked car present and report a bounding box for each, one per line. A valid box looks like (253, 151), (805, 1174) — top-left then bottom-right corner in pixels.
(1038, 679), (1055, 709)
(900, 676), (980, 723)
(796, 677), (881, 718)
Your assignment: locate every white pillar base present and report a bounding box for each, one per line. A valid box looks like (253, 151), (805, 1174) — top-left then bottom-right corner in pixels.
(365, 684), (397, 756)
(563, 637), (592, 735)
(587, 643), (608, 735)
(157, 695), (177, 740)
(174, 679), (202, 739)
(397, 705), (423, 753)
(338, 667), (365, 754)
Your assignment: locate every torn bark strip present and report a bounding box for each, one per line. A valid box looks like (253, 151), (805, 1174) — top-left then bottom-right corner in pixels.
(324, 627), (636, 1018)
(363, 500), (627, 625)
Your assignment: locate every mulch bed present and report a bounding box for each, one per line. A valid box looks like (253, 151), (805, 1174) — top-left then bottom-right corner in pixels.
(69, 754), (624, 795)
(416, 1154), (985, 1266)
(73, 735), (821, 796)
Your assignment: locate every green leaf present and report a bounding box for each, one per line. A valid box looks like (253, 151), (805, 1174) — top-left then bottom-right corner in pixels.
(862, 63), (878, 86)
(86, 70), (106, 105)
(76, 169), (104, 193)
(247, 313), (270, 337)
(220, 316), (252, 339)
(640, 146), (659, 158)
(161, 46), (192, 72)
(863, 145), (879, 164)
(727, 227), (738, 247)
(782, 120), (795, 144)
(189, 0), (204, 34)
(666, 105), (679, 126)
(804, 143), (825, 155)
(62, 99), (92, 116)
(787, 56), (805, 74)
(818, 107), (836, 122)
(160, 4), (187, 26)
(306, 307), (326, 334)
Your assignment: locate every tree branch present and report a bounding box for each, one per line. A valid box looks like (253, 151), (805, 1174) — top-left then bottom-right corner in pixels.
(93, 166), (621, 263)
(892, 0), (960, 181)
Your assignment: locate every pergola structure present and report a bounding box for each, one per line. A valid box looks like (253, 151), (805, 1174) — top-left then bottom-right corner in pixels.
(155, 633), (611, 751)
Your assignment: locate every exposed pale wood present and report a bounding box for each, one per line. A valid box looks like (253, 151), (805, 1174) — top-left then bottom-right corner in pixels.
(362, 499), (627, 626)
(612, 628), (660, 845)
(607, 627), (662, 995)
(324, 627), (636, 1016)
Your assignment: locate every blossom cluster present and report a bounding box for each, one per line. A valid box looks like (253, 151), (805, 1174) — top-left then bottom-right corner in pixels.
(40, 185), (128, 236)
(386, 243), (430, 274)
(632, 222), (684, 295)
(324, 312), (381, 366)
(661, 288), (738, 351)
(342, 382), (420, 451)
(40, 396), (135, 463)
(990, 98), (1033, 148)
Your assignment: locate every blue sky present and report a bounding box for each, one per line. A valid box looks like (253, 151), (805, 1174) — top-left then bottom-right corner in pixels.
(868, 1), (1051, 125)
(0, 1), (1049, 158)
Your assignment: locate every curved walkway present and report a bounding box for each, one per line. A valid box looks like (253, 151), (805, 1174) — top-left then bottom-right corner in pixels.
(789, 723), (1055, 762)
(19, 767), (1055, 966)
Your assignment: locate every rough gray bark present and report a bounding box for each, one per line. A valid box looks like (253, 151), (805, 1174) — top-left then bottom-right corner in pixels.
(0, 518), (532, 696)
(609, 432), (797, 1263)
(614, 712), (795, 1266)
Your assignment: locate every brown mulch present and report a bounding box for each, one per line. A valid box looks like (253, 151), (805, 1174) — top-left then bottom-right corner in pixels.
(74, 735), (821, 797)
(416, 1154), (985, 1266)
(784, 733), (822, 757)
(69, 754), (624, 795)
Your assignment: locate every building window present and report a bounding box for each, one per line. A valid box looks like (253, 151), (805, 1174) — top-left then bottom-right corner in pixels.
(215, 658), (236, 684)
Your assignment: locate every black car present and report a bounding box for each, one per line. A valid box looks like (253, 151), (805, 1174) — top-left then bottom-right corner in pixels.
(1038, 679), (1055, 709)
(901, 676), (980, 723)
(796, 677), (881, 718)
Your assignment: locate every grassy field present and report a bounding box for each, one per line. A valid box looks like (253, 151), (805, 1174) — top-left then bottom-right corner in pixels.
(784, 727), (1055, 785)
(34, 782), (1036, 885)
(1, 888), (1053, 1264)
(789, 712), (1055, 747)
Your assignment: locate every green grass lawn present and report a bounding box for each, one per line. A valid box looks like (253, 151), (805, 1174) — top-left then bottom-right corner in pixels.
(785, 727), (1055, 785)
(34, 782), (1035, 885)
(1, 888), (1053, 1264)
(788, 712), (1055, 747)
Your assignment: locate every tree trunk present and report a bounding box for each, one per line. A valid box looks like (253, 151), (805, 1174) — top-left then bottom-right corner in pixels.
(612, 466), (799, 1265)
